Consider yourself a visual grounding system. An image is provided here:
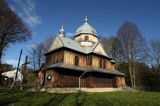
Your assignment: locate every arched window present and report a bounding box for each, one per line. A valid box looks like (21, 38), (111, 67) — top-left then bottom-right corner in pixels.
(87, 55), (92, 66)
(74, 56), (79, 65)
(99, 59), (103, 68)
(84, 36), (89, 41)
(103, 60), (106, 68)
(99, 59), (106, 68)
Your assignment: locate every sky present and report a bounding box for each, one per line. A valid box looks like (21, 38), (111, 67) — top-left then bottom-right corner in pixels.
(4, 0), (160, 66)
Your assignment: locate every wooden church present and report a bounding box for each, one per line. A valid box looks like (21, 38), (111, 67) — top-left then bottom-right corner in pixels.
(37, 17), (125, 88)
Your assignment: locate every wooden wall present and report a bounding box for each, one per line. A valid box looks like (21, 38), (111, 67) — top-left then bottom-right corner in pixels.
(45, 49), (115, 71)
(81, 72), (116, 88)
(110, 63), (115, 70)
(37, 70), (46, 85)
(64, 50), (87, 67)
(114, 76), (125, 87)
(92, 55), (113, 70)
(63, 49), (114, 70)
(45, 50), (64, 64)
(45, 68), (81, 88)
(44, 68), (123, 88)
(92, 55), (99, 68)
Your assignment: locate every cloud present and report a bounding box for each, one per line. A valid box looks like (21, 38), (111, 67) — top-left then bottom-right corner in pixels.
(10, 0), (42, 27)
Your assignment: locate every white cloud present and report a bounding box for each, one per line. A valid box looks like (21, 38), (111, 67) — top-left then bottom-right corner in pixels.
(10, 0), (42, 27)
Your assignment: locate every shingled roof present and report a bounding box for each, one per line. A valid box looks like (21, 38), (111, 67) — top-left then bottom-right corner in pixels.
(59, 36), (99, 54)
(46, 62), (125, 76)
(47, 36), (111, 58)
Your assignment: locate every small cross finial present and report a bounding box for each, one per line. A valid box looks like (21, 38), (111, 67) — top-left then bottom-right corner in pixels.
(60, 25), (64, 32)
(84, 15), (88, 22)
(59, 25), (65, 37)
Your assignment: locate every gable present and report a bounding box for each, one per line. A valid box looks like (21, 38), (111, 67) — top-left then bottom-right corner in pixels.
(93, 43), (107, 56)
(47, 35), (109, 58)
(48, 36), (63, 52)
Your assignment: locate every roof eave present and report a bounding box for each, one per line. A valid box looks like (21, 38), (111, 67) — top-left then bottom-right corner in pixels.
(74, 33), (99, 38)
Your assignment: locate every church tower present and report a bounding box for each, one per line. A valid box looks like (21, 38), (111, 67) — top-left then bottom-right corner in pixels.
(74, 16), (99, 47)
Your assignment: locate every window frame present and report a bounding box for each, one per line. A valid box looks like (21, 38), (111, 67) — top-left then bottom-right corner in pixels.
(74, 56), (79, 65)
(99, 58), (106, 69)
(84, 36), (89, 41)
(87, 55), (92, 66)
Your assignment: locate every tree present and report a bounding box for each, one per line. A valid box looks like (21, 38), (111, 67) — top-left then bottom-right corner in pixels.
(29, 44), (37, 70)
(102, 36), (123, 62)
(29, 43), (45, 70)
(43, 35), (55, 53)
(0, 63), (13, 85)
(35, 43), (45, 69)
(29, 35), (55, 70)
(116, 21), (148, 88)
(149, 39), (160, 67)
(0, 0), (31, 63)
(140, 66), (160, 91)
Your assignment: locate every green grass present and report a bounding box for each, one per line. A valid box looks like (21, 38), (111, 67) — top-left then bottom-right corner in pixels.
(0, 88), (160, 106)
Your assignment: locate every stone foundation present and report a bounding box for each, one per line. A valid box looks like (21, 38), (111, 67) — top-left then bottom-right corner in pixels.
(43, 87), (125, 93)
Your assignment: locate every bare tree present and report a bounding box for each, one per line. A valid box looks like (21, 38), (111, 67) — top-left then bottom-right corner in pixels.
(116, 21), (148, 88)
(102, 36), (123, 62)
(36, 43), (45, 69)
(149, 39), (160, 66)
(43, 35), (55, 53)
(29, 43), (44, 70)
(29, 44), (37, 70)
(29, 35), (55, 70)
(0, 0), (31, 63)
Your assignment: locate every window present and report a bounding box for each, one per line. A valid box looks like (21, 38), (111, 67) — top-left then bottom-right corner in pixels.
(99, 59), (103, 68)
(84, 36), (89, 41)
(99, 59), (106, 69)
(103, 60), (106, 68)
(47, 75), (52, 80)
(87, 55), (92, 66)
(74, 56), (79, 65)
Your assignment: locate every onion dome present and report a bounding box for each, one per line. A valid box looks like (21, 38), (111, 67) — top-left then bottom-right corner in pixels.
(75, 16), (98, 37)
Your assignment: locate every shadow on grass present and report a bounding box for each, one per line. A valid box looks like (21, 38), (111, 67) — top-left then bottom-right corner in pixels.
(0, 96), (22, 106)
(0, 90), (27, 106)
(75, 92), (115, 106)
(75, 91), (87, 106)
(42, 93), (71, 106)
(95, 97), (114, 106)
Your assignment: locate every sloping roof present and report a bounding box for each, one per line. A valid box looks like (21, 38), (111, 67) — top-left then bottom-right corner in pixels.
(58, 36), (84, 53)
(46, 62), (125, 76)
(57, 36), (110, 57)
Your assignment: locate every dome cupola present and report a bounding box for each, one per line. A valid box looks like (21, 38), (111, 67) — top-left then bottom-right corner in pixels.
(75, 16), (98, 37)
(74, 17), (99, 45)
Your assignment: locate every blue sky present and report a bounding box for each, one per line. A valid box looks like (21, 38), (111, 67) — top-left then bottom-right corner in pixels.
(4, 0), (160, 66)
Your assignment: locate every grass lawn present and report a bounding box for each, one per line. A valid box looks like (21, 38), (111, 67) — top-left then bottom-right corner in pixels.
(0, 88), (160, 106)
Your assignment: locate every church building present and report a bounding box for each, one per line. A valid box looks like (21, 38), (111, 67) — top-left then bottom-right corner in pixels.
(37, 17), (125, 88)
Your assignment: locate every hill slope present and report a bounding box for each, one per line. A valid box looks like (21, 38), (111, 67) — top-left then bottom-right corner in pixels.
(0, 89), (160, 106)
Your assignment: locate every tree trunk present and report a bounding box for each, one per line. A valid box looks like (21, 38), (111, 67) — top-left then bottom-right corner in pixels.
(0, 51), (2, 64)
(0, 47), (4, 64)
(132, 62), (136, 89)
(129, 61), (134, 88)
